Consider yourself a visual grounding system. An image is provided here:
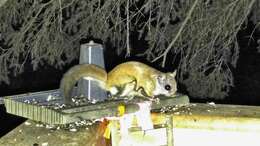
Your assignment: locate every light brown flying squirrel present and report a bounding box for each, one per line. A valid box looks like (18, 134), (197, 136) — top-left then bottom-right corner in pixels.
(60, 61), (177, 104)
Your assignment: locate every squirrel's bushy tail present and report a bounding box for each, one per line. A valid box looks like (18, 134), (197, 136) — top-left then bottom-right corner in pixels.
(59, 64), (107, 104)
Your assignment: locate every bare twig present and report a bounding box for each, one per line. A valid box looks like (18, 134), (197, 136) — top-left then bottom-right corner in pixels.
(152, 0), (199, 67)
(61, 0), (76, 9)
(58, 0), (63, 33)
(125, 0), (131, 57)
(22, 0), (54, 35)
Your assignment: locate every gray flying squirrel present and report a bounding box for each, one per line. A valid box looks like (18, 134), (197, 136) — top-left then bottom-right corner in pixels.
(60, 61), (177, 104)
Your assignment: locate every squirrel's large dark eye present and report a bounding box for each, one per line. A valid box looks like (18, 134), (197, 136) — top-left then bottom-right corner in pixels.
(165, 84), (171, 91)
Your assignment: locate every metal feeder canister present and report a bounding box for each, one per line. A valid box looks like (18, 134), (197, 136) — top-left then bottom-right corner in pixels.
(77, 41), (107, 103)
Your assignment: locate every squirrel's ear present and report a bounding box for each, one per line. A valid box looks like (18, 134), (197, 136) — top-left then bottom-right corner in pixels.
(157, 74), (163, 79)
(169, 70), (177, 77)
(156, 74), (164, 84)
(153, 74), (163, 81)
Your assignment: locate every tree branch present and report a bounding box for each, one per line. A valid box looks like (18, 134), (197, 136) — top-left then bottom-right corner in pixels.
(125, 0), (131, 57)
(152, 0), (200, 67)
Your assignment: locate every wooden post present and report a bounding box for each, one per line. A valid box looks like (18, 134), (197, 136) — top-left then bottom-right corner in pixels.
(166, 115), (174, 146)
(111, 120), (120, 146)
(77, 41), (107, 103)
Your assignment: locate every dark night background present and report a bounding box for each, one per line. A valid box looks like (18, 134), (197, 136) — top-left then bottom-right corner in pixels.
(1, 20), (260, 137)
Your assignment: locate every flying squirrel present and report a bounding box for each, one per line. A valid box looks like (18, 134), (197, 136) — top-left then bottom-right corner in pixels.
(60, 61), (177, 105)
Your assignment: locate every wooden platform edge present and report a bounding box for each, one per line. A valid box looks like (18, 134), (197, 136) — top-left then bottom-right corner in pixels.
(4, 95), (189, 125)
